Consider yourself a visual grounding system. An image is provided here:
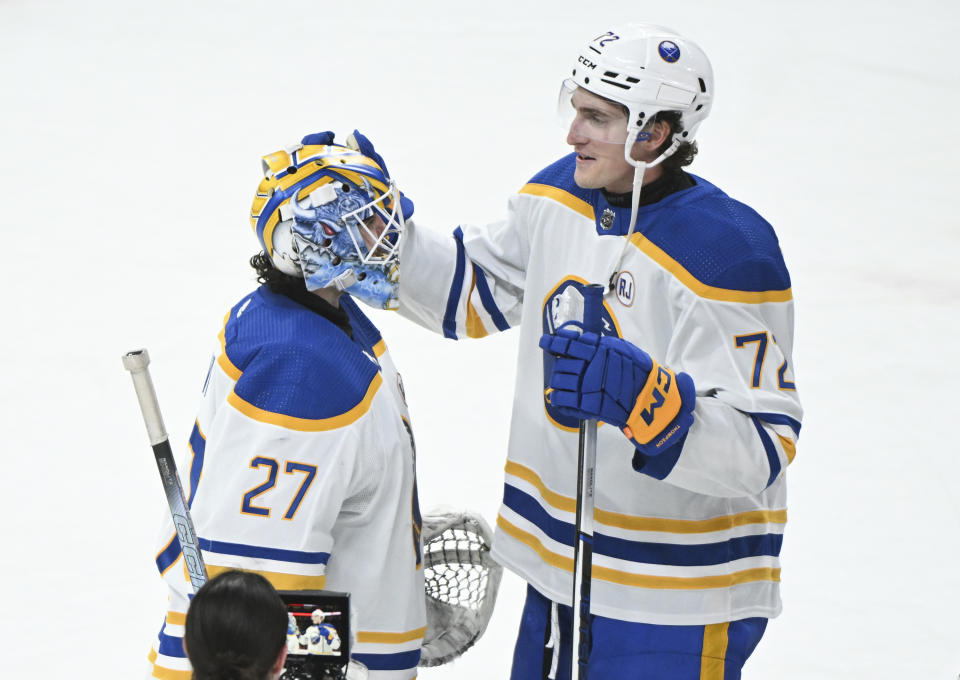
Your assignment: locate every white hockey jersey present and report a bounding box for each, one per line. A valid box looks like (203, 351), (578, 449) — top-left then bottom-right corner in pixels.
(148, 287), (425, 680)
(397, 154), (802, 625)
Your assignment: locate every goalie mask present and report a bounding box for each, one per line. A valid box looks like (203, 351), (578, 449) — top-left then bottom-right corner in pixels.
(250, 142), (412, 310)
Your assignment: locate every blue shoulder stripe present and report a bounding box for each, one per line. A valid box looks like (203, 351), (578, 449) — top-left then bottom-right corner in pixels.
(226, 287), (380, 422)
(527, 153), (595, 204)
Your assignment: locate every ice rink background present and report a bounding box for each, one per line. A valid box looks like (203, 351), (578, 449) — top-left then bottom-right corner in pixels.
(2, 0), (959, 677)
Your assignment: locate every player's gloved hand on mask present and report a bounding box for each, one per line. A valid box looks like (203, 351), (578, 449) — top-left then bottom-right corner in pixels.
(539, 328), (696, 456)
(346, 129), (415, 221)
(300, 130), (337, 146)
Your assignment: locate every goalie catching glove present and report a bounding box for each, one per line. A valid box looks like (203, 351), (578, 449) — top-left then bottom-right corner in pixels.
(540, 328), (696, 456)
(418, 509), (503, 667)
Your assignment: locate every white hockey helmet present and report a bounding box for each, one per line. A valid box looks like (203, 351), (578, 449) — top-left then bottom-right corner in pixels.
(310, 609), (325, 624)
(559, 23), (714, 166)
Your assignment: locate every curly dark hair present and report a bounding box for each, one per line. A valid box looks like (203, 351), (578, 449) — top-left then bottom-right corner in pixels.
(651, 110), (698, 172)
(250, 252), (307, 295)
(610, 102), (698, 172)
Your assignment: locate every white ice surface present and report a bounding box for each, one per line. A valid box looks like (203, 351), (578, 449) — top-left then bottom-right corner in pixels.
(2, 0), (959, 677)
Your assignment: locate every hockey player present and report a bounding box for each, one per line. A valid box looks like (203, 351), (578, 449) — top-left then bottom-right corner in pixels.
(286, 613), (302, 654)
(345, 23), (802, 680)
(147, 136), (426, 679)
(301, 609), (343, 655)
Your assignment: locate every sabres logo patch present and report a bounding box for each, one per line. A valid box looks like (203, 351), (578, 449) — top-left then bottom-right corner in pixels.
(658, 40), (680, 63)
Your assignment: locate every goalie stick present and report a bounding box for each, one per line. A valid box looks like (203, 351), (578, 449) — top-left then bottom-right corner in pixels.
(122, 348), (208, 592)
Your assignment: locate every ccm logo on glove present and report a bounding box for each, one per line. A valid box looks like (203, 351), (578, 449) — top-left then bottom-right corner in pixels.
(540, 328), (696, 457)
(624, 361), (681, 447)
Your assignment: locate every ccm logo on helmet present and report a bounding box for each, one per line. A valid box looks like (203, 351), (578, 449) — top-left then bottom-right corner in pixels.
(578, 55), (597, 69)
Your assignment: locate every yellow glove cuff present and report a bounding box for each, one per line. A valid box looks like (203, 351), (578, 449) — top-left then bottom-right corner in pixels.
(622, 360), (683, 445)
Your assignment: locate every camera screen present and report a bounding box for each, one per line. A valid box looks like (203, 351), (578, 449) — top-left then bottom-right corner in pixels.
(278, 590), (351, 679)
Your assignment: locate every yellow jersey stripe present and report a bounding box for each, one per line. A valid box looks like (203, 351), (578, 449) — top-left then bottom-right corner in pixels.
(628, 232), (792, 303)
(506, 460), (576, 513)
(504, 460), (787, 532)
(372, 338), (387, 357)
(227, 373), (382, 432)
(151, 666), (192, 679)
(356, 626), (428, 644)
(777, 434), (797, 464)
(206, 564), (327, 591)
(148, 648), (192, 679)
(165, 610), (186, 626)
(498, 514), (573, 572)
(466, 299), (488, 338)
(700, 622), (730, 679)
(465, 272), (489, 339)
(518, 184), (790, 303)
(520, 183), (595, 221)
(498, 514), (780, 590)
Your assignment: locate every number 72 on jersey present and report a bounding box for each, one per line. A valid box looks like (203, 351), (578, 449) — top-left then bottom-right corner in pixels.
(734, 331), (796, 391)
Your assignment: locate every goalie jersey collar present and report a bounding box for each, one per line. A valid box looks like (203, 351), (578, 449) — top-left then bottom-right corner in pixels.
(274, 283), (353, 339)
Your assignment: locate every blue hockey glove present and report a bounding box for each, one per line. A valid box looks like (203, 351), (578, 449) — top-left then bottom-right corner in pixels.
(300, 130), (337, 146)
(346, 129), (395, 178)
(346, 129), (415, 220)
(540, 328), (696, 456)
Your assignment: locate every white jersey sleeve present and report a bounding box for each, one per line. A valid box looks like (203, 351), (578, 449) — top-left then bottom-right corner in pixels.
(654, 290), (800, 497)
(398, 206), (531, 339)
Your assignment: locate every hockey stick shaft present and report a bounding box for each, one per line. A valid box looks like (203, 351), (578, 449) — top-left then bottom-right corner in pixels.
(571, 284), (603, 680)
(122, 349), (208, 592)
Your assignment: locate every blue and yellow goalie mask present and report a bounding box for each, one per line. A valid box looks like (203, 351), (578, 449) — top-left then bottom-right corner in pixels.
(250, 142), (411, 310)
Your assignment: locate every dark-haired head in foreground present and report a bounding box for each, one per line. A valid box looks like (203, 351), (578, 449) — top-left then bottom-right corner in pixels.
(184, 570), (288, 680)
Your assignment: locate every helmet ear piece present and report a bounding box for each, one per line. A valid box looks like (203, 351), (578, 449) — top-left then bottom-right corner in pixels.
(269, 220), (302, 277)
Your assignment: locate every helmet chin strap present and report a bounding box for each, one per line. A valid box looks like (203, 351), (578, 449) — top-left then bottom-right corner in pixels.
(607, 132), (682, 293)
